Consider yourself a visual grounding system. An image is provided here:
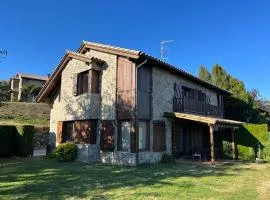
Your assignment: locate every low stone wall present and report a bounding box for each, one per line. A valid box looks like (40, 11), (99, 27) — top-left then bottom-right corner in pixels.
(138, 152), (162, 164)
(100, 152), (137, 166)
(76, 144), (100, 163)
(100, 151), (162, 166)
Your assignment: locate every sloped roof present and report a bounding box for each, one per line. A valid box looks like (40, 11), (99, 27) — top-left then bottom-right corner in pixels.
(16, 73), (48, 81)
(36, 51), (104, 102)
(37, 41), (231, 103)
(78, 41), (230, 95)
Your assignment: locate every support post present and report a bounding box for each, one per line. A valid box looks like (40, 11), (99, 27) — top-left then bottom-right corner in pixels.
(209, 124), (215, 165)
(231, 128), (237, 160)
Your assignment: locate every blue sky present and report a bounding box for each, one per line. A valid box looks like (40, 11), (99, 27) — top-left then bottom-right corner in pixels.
(1, 0), (269, 98)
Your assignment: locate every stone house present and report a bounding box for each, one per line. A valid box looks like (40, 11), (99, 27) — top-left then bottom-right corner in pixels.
(37, 41), (243, 166)
(10, 73), (48, 102)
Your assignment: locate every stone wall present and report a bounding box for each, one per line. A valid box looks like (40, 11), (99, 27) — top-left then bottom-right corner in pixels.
(152, 66), (221, 154)
(49, 49), (117, 143)
(76, 144), (100, 163)
(100, 151), (162, 166)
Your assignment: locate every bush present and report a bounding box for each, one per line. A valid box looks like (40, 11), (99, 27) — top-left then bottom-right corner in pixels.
(160, 153), (175, 164)
(237, 145), (255, 160)
(263, 142), (270, 162)
(0, 126), (16, 157)
(54, 142), (77, 162)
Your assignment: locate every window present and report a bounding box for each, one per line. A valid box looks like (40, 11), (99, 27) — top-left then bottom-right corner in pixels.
(118, 121), (131, 151)
(77, 71), (89, 95)
(61, 120), (97, 144)
(139, 121), (150, 151)
(153, 121), (166, 152)
(62, 121), (74, 142)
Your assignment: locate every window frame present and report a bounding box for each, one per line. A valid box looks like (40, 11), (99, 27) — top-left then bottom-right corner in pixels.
(118, 120), (131, 152)
(77, 70), (89, 95)
(138, 120), (150, 151)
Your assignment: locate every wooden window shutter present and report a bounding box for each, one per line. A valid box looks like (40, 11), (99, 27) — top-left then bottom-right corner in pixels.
(57, 121), (63, 144)
(91, 70), (100, 93)
(73, 74), (78, 96)
(153, 121), (166, 152)
(130, 122), (136, 153)
(117, 122), (122, 151)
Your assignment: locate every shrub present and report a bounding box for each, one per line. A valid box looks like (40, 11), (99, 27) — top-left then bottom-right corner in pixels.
(16, 125), (35, 157)
(160, 153), (175, 164)
(0, 126), (16, 157)
(237, 124), (268, 160)
(237, 145), (255, 160)
(263, 142), (270, 162)
(54, 142), (77, 162)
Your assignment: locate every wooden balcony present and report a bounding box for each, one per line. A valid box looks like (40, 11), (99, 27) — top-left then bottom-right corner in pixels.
(173, 97), (224, 118)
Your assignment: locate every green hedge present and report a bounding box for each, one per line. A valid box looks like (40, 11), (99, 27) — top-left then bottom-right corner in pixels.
(0, 126), (16, 157)
(0, 125), (43, 157)
(237, 124), (268, 160)
(16, 125), (35, 157)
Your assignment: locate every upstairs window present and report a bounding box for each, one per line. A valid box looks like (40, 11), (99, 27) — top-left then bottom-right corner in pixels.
(77, 71), (89, 95)
(74, 70), (100, 96)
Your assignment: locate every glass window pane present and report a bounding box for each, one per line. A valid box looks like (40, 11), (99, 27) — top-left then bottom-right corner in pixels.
(121, 122), (130, 151)
(139, 122), (147, 150)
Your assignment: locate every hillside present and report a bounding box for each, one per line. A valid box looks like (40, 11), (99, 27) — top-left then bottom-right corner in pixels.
(0, 102), (50, 126)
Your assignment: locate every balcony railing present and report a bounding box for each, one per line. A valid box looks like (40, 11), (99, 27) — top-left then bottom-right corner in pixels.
(173, 97), (224, 118)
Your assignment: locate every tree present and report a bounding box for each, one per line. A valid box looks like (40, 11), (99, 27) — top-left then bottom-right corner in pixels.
(198, 65), (212, 83)
(21, 84), (43, 102)
(198, 64), (268, 123)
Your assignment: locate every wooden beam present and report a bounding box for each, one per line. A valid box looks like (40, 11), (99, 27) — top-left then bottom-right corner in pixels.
(231, 128), (237, 160)
(209, 124), (215, 165)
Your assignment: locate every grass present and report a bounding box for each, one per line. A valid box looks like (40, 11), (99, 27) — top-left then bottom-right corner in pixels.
(1, 158), (270, 199)
(0, 102), (50, 126)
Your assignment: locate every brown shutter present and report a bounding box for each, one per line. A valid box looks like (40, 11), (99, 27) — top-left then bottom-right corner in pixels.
(73, 74), (78, 96)
(117, 122), (122, 151)
(153, 121), (166, 152)
(130, 121), (136, 153)
(57, 121), (63, 144)
(91, 70), (100, 93)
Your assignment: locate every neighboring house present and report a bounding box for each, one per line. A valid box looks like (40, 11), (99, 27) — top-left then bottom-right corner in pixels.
(10, 73), (48, 102)
(37, 41), (243, 166)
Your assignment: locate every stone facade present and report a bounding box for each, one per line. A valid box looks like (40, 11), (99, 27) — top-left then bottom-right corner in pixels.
(50, 49), (117, 139)
(151, 66), (222, 155)
(48, 45), (223, 166)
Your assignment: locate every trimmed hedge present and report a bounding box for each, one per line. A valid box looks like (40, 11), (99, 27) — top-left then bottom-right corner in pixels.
(0, 126), (16, 157)
(0, 125), (47, 157)
(237, 124), (268, 160)
(16, 125), (35, 157)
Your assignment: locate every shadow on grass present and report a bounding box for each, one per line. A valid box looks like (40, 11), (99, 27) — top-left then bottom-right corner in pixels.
(0, 158), (258, 199)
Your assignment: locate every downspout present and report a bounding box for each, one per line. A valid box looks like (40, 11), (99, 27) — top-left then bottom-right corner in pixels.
(135, 58), (148, 166)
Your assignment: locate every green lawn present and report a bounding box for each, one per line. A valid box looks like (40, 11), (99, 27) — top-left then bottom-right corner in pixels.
(0, 158), (270, 200)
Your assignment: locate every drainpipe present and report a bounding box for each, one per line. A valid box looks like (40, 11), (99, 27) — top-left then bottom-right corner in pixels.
(135, 58), (148, 166)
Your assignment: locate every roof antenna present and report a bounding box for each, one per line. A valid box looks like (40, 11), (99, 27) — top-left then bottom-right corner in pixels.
(161, 40), (174, 60)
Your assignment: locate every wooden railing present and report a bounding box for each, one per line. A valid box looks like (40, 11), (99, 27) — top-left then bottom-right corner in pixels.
(173, 97), (224, 118)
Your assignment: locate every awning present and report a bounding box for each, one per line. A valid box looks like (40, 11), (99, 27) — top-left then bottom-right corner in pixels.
(164, 112), (244, 127)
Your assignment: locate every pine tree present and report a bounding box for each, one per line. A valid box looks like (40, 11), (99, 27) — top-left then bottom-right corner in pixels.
(198, 65), (212, 83)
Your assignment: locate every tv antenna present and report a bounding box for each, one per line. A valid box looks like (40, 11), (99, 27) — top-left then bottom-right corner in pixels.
(161, 40), (174, 60)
